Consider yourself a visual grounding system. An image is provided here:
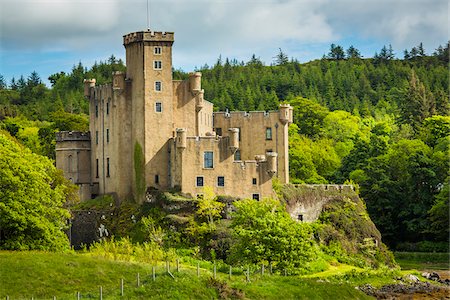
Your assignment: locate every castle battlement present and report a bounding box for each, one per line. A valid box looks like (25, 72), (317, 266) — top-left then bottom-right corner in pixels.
(214, 110), (279, 118)
(292, 184), (355, 192)
(123, 30), (174, 46)
(56, 131), (90, 142)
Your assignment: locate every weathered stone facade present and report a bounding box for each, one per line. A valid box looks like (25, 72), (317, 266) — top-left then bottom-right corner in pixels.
(56, 29), (293, 202)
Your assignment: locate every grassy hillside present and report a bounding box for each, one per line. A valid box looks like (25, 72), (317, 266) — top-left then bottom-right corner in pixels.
(0, 251), (379, 299)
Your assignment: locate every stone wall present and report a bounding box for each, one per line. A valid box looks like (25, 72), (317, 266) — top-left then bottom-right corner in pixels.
(282, 184), (356, 222)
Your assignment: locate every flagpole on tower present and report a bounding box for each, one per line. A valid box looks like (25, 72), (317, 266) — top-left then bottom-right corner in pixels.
(146, 0), (150, 30)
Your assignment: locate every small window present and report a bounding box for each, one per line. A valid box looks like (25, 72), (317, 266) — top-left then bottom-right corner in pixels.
(155, 102), (162, 112)
(68, 155), (73, 172)
(217, 176), (225, 187)
(154, 46), (162, 55)
(266, 127), (272, 140)
(95, 131), (99, 145)
(215, 128), (222, 136)
(154, 61), (162, 70)
(298, 214), (304, 222)
(106, 158), (110, 177)
(234, 150), (241, 161)
(237, 127), (241, 141)
(106, 101), (110, 115)
(155, 81), (162, 91)
(252, 178), (257, 185)
(155, 174), (159, 184)
(204, 151), (214, 169)
(95, 104), (98, 118)
(96, 159), (99, 178)
(196, 194), (204, 200)
(196, 176), (204, 187)
(252, 194), (260, 201)
(106, 129), (110, 143)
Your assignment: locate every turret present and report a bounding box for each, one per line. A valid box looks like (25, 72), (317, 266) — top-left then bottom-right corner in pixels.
(176, 128), (187, 149)
(266, 152), (278, 176)
(112, 71), (125, 90)
(279, 104), (293, 125)
(195, 89), (204, 111)
(83, 79), (96, 98)
(228, 128), (239, 153)
(189, 72), (202, 94)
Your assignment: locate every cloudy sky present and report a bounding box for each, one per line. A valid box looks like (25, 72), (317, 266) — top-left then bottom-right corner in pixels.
(0, 0), (448, 86)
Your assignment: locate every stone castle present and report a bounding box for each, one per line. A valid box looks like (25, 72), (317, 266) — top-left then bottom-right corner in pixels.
(55, 30), (293, 202)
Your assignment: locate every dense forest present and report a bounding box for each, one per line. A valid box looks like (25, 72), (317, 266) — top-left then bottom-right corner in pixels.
(0, 42), (448, 251)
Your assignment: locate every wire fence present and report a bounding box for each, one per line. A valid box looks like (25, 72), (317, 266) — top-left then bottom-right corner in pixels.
(4, 259), (290, 300)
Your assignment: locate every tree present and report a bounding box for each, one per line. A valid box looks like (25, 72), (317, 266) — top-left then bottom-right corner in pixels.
(0, 131), (74, 250)
(346, 46), (361, 59)
(399, 70), (436, 132)
(196, 186), (225, 230)
(229, 198), (319, 271)
(275, 48), (289, 65)
(327, 44), (345, 60)
(289, 97), (329, 137)
(428, 181), (449, 242)
(27, 71), (41, 87)
(0, 75), (6, 89)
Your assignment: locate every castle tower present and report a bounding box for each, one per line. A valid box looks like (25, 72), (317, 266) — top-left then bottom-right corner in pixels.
(123, 31), (175, 196)
(55, 132), (92, 200)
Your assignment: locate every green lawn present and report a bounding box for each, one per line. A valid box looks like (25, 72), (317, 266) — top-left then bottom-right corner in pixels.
(394, 252), (450, 270)
(0, 251), (374, 299)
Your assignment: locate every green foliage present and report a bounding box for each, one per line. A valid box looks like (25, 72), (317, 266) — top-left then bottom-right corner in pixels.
(427, 181), (450, 242)
(229, 198), (325, 273)
(0, 131), (73, 250)
(317, 196), (396, 268)
(195, 186), (225, 230)
(394, 251), (450, 270)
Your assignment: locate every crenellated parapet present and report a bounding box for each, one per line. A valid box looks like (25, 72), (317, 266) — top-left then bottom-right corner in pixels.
(123, 30), (174, 46)
(56, 131), (91, 142)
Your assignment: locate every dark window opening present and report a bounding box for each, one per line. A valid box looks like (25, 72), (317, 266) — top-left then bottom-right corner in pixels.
(155, 102), (162, 112)
(96, 159), (99, 178)
(252, 194), (260, 201)
(196, 176), (204, 187)
(106, 129), (110, 143)
(298, 215), (304, 222)
(155, 81), (162, 91)
(252, 178), (257, 185)
(106, 158), (110, 177)
(155, 174), (159, 184)
(215, 128), (222, 136)
(217, 176), (225, 187)
(106, 101), (110, 115)
(95, 131), (99, 144)
(234, 150), (241, 161)
(266, 127), (272, 140)
(95, 104), (98, 117)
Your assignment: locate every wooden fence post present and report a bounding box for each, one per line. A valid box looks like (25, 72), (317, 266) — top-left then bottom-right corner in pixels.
(152, 266), (156, 281)
(121, 278), (124, 296)
(76, 291), (80, 300)
(261, 264), (264, 276)
(137, 273), (140, 287)
(176, 258), (180, 272)
(229, 265), (232, 280)
(246, 266), (250, 282)
(99, 286), (103, 300)
(197, 262), (200, 277)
